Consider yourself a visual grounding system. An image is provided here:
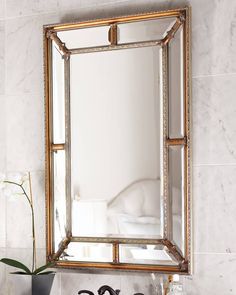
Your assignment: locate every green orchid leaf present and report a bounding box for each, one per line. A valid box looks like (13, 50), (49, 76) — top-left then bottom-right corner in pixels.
(37, 271), (55, 275)
(10, 271), (30, 275)
(0, 258), (31, 274)
(33, 262), (54, 275)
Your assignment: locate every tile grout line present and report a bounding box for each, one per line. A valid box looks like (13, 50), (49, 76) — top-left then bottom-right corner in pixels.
(3, 0), (6, 263)
(194, 252), (236, 255)
(1, 169), (45, 173)
(1, 93), (45, 97)
(3, 0), (6, 21)
(3, 11), (60, 21)
(0, 0), (132, 21)
(193, 163), (236, 167)
(1, 0), (7, 251)
(193, 72), (236, 79)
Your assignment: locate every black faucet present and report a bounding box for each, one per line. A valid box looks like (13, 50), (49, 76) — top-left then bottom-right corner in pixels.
(97, 285), (120, 295)
(78, 290), (95, 295)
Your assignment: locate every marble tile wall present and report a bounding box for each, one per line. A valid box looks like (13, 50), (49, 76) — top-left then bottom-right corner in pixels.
(0, 0), (236, 294)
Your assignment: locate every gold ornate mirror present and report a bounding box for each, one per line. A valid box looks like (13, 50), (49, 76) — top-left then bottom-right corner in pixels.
(44, 7), (191, 273)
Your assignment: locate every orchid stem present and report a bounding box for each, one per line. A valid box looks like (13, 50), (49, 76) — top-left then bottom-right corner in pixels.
(4, 175), (36, 273)
(28, 172), (36, 272)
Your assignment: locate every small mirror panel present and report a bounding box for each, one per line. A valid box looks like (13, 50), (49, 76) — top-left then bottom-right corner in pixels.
(53, 150), (66, 250)
(168, 26), (184, 138)
(58, 26), (110, 49)
(169, 145), (185, 255)
(120, 244), (178, 265)
(118, 17), (176, 43)
(60, 242), (113, 262)
(52, 42), (65, 144)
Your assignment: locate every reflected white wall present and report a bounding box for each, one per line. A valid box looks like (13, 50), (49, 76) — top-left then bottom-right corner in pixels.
(71, 47), (160, 200)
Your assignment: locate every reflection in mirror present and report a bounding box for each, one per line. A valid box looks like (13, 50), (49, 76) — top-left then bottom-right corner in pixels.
(120, 244), (178, 265)
(169, 145), (185, 255)
(118, 18), (176, 44)
(70, 47), (162, 239)
(168, 26), (184, 138)
(60, 242), (113, 262)
(52, 43), (65, 144)
(53, 150), (66, 249)
(58, 26), (110, 49)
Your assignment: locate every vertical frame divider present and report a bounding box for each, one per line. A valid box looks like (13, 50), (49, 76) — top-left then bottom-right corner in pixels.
(45, 35), (54, 259)
(161, 43), (172, 241)
(64, 55), (72, 238)
(183, 7), (192, 272)
(112, 242), (120, 264)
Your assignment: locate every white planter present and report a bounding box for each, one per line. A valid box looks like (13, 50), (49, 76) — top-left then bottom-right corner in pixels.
(11, 274), (55, 295)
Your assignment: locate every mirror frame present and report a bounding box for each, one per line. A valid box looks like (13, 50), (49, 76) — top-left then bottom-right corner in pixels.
(44, 7), (192, 274)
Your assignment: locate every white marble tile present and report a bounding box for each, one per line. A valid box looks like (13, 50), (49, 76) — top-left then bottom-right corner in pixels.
(58, 0), (172, 23)
(58, 0), (170, 11)
(0, 190), (6, 248)
(59, 0), (125, 10)
(6, 0), (59, 18)
(50, 273), (61, 295)
(184, 253), (236, 295)
(5, 93), (44, 171)
(193, 74), (236, 165)
(6, 171), (45, 249)
(5, 14), (60, 96)
(0, 96), (6, 172)
(30, 170), (46, 249)
(0, 21), (4, 95)
(0, 0), (4, 20)
(120, 272), (155, 295)
(10, 274), (32, 295)
(6, 181), (33, 248)
(191, 0), (236, 77)
(193, 165), (236, 253)
(60, 271), (121, 295)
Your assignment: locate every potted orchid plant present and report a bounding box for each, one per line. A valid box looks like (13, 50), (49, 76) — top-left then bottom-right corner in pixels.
(0, 172), (55, 295)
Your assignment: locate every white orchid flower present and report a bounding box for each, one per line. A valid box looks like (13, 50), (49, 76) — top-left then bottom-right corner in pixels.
(7, 172), (29, 185)
(21, 173), (29, 184)
(0, 172), (29, 196)
(9, 172), (24, 184)
(0, 171), (54, 275)
(0, 173), (5, 181)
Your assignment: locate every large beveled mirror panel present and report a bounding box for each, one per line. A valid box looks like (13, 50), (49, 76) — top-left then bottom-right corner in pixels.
(44, 7), (191, 273)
